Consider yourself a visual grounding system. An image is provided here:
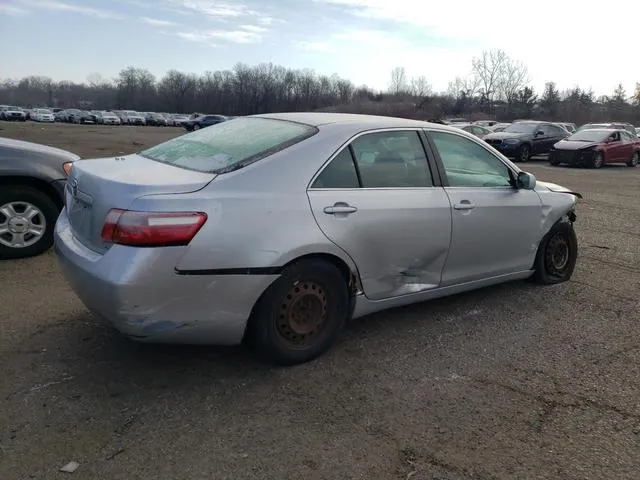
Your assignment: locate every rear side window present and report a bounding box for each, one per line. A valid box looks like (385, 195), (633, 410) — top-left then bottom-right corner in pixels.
(140, 117), (317, 173)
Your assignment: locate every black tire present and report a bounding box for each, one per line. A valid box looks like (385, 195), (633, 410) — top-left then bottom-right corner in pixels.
(246, 259), (350, 366)
(531, 219), (578, 285)
(591, 152), (604, 169)
(627, 152), (639, 167)
(0, 186), (60, 260)
(517, 144), (531, 162)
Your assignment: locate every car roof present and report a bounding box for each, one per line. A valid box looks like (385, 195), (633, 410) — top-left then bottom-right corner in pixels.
(252, 112), (444, 129)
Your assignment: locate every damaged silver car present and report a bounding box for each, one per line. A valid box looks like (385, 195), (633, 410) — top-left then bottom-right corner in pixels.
(54, 113), (580, 365)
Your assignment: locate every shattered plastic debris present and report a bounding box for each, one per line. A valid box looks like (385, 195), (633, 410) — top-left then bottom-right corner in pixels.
(59, 461), (80, 473)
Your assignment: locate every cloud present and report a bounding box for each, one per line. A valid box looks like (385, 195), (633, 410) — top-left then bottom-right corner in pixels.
(142, 16), (179, 27)
(174, 27), (264, 45)
(295, 40), (334, 53)
(16, 0), (120, 19)
(238, 25), (267, 34)
(169, 0), (257, 18)
(0, 4), (30, 16)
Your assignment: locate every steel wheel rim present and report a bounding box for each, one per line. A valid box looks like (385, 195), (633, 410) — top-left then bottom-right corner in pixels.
(0, 201), (47, 248)
(276, 281), (328, 348)
(594, 154), (603, 168)
(545, 233), (570, 274)
(520, 147), (529, 162)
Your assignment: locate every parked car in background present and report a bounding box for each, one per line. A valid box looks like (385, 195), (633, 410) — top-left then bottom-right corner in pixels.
(31, 108), (55, 123)
(70, 110), (95, 124)
(54, 113), (580, 365)
(0, 106), (27, 121)
(94, 111), (121, 125)
(144, 112), (169, 126)
(484, 121), (569, 162)
(183, 114), (228, 131)
(577, 122), (636, 135)
(636, 127), (640, 137)
(473, 120), (499, 127)
(489, 123), (511, 132)
(120, 111), (146, 125)
(171, 114), (190, 126)
(557, 122), (576, 133)
(549, 128), (639, 168)
(453, 123), (493, 139)
(1, 138), (78, 259)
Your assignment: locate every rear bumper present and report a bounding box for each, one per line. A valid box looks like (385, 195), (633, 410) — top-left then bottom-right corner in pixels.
(54, 210), (279, 345)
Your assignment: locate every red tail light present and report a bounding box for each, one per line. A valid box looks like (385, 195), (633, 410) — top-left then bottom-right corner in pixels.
(101, 209), (207, 247)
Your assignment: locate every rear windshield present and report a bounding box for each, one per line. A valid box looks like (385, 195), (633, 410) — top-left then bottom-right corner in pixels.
(140, 117), (318, 173)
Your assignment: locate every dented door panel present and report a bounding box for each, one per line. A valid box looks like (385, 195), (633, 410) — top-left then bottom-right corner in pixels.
(307, 188), (452, 300)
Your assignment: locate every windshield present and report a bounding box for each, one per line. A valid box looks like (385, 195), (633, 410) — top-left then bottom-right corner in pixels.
(140, 117), (318, 173)
(37, 109), (52, 114)
(566, 130), (611, 142)
(503, 123), (538, 134)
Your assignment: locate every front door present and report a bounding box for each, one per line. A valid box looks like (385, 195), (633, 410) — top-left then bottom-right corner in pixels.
(426, 130), (543, 286)
(307, 129), (452, 300)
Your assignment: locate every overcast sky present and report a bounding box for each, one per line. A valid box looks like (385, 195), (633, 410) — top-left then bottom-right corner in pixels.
(2, 0), (639, 97)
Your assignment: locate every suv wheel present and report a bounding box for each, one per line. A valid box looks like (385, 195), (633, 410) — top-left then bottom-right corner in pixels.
(0, 186), (60, 259)
(518, 145), (530, 162)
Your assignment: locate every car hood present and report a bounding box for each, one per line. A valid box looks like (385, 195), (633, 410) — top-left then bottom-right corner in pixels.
(484, 132), (528, 140)
(0, 137), (80, 162)
(535, 180), (582, 199)
(553, 140), (600, 150)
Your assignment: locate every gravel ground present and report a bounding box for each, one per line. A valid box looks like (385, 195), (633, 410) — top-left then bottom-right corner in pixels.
(1, 122), (639, 479)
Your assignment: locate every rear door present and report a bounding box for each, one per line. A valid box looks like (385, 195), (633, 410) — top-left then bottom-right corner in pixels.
(307, 129), (452, 300)
(618, 131), (636, 161)
(425, 129), (542, 286)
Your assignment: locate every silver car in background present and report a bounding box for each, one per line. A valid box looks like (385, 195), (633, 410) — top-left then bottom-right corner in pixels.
(54, 113), (580, 365)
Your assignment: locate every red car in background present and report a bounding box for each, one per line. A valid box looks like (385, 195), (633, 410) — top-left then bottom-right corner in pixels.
(549, 128), (639, 168)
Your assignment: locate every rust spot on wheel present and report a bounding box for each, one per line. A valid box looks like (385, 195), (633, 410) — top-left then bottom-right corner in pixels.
(276, 281), (328, 348)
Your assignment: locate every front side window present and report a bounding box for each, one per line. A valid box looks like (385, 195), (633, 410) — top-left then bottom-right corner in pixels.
(429, 131), (513, 188)
(350, 131), (433, 188)
(141, 117), (317, 173)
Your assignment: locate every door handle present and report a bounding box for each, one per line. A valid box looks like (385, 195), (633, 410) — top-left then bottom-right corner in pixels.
(323, 203), (358, 215)
(454, 201), (475, 211)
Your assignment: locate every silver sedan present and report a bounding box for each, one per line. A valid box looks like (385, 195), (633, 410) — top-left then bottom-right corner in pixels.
(54, 113), (580, 365)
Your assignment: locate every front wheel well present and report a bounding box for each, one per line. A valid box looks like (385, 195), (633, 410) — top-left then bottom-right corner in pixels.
(0, 176), (63, 210)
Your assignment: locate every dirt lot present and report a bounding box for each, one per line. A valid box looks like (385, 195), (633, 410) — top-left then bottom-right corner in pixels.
(1, 122), (639, 479)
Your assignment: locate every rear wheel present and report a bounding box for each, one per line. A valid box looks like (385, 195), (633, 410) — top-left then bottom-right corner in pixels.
(0, 186), (60, 259)
(531, 219), (578, 285)
(247, 259), (350, 366)
(627, 152), (639, 167)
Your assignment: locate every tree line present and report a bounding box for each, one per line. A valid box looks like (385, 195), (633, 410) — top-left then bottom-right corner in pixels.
(1, 49), (639, 125)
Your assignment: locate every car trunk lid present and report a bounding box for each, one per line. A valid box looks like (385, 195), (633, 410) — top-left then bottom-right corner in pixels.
(65, 153), (216, 253)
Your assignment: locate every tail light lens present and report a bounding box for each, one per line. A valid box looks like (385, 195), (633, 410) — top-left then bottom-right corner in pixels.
(63, 162), (73, 176)
(101, 209), (207, 247)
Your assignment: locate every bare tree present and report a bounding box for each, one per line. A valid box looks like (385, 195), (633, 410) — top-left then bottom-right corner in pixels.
(471, 49), (507, 105)
(499, 58), (529, 104)
(410, 76), (432, 98)
(389, 67), (408, 95)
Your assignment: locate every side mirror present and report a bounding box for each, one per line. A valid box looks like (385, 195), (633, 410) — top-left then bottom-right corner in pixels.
(517, 171), (536, 190)
(535, 130), (544, 136)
